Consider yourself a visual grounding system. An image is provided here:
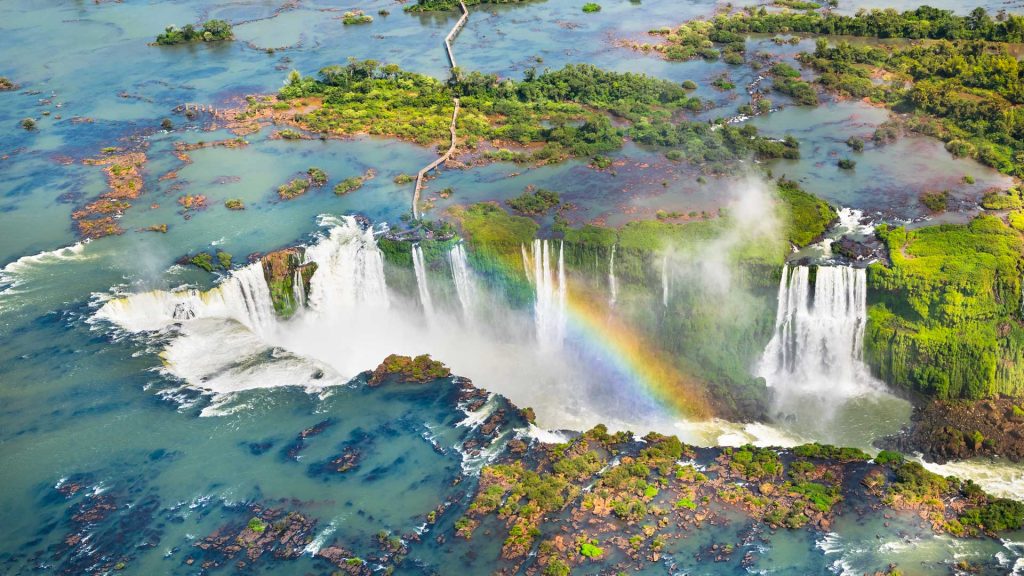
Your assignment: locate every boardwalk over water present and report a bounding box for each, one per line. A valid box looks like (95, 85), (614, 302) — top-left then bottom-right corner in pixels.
(412, 0), (468, 220)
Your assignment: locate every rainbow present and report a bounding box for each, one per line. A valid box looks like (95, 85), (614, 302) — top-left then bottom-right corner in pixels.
(472, 243), (713, 419)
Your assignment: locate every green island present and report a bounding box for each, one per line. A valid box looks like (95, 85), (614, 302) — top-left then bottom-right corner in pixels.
(252, 59), (798, 168)
(154, 19), (233, 45)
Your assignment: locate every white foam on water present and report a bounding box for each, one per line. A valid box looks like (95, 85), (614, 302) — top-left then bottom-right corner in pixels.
(919, 457), (1024, 500)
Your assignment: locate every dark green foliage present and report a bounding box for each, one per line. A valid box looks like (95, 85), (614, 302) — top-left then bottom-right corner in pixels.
(280, 60), (792, 168)
(189, 253), (214, 272)
(803, 38), (1024, 177)
(727, 445), (782, 479)
(874, 450), (905, 467)
(374, 354), (451, 383)
(307, 167), (328, 187)
(792, 443), (870, 462)
(155, 20), (233, 45)
(920, 190), (949, 212)
(960, 498), (1024, 532)
(845, 136), (864, 151)
(711, 6), (1024, 42)
(216, 251), (232, 269)
(837, 158), (856, 169)
(790, 481), (842, 512)
(774, 78), (818, 106)
(507, 188), (560, 215)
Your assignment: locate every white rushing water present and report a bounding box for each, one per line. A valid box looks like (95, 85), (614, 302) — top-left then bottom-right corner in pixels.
(759, 265), (877, 401)
(608, 244), (618, 308)
(411, 244), (435, 318)
(449, 243), (476, 320)
(304, 215), (389, 314)
(95, 262), (277, 336)
(525, 239), (567, 350)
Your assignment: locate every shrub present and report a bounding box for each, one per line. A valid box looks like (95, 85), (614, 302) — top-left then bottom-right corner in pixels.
(920, 190), (949, 213)
(20, 118), (36, 131)
(578, 540), (603, 558)
(224, 198), (244, 210)
(582, 3), (601, 12)
(247, 517), (267, 533)
(278, 177), (311, 199)
(507, 188), (560, 215)
(342, 10), (374, 24)
(681, 79), (698, 90)
(846, 136), (864, 151)
(307, 167), (328, 187)
(837, 158), (856, 170)
(334, 176), (364, 195)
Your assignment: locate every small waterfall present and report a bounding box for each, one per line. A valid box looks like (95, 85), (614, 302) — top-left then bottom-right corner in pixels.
(449, 243), (476, 319)
(759, 265), (873, 401)
(304, 216), (389, 313)
(608, 244), (618, 308)
(526, 239), (567, 350)
(661, 254), (669, 307)
(411, 244), (435, 317)
(292, 269), (306, 311)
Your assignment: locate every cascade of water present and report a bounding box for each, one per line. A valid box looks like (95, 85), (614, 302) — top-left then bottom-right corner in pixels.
(529, 239), (567, 350)
(292, 268), (306, 311)
(759, 265), (873, 401)
(608, 244), (618, 307)
(449, 243), (476, 319)
(95, 261), (276, 335)
(412, 244), (435, 317)
(304, 216), (389, 313)
(661, 254), (669, 307)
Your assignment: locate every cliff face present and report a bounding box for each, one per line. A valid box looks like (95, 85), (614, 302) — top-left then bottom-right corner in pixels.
(865, 217), (1024, 401)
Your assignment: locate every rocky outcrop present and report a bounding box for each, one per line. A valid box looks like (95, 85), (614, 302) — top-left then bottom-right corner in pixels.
(367, 354), (452, 386)
(881, 397), (1024, 463)
(261, 247), (316, 318)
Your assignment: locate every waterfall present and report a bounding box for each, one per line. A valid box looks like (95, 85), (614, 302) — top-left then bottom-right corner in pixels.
(292, 268), (306, 311)
(661, 254), (669, 307)
(608, 244), (618, 308)
(759, 265), (874, 401)
(95, 262), (275, 335)
(449, 243), (476, 319)
(411, 244), (435, 317)
(526, 239), (567, 350)
(304, 216), (389, 313)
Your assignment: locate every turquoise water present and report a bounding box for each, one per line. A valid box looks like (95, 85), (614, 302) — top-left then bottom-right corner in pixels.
(3, 0), (1024, 574)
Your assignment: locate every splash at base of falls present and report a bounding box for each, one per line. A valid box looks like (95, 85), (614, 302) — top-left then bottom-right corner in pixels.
(758, 264), (904, 440)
